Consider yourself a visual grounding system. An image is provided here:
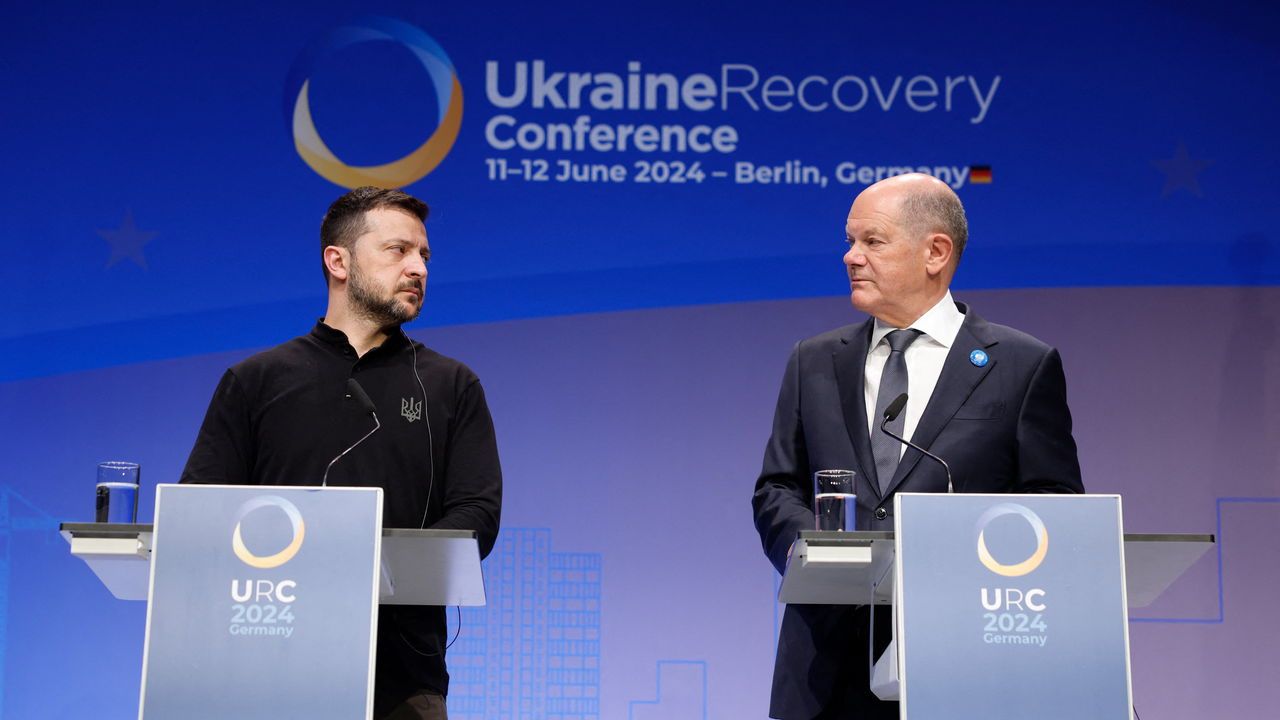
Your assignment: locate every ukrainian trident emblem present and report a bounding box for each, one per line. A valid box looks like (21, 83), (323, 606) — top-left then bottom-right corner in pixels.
(401, 397), (423, 423)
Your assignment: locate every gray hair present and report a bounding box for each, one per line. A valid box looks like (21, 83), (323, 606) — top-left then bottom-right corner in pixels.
(899, 185), (968, 264)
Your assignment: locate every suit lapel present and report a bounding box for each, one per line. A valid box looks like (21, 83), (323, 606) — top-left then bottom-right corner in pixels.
(884, 305), (997, 495)
(833, 319), (879, 499)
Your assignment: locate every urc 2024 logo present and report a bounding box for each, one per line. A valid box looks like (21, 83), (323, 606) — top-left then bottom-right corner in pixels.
(229, 495), (304, 636)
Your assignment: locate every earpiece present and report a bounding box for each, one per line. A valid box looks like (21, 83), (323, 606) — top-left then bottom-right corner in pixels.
(405, 331), (436, 529)
(400, 330), (457, 657)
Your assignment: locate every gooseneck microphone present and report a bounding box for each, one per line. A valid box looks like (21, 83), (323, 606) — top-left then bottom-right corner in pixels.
(321, 378), (381, 487)
(345, 377), (377, 416)
(879, 392), (955, 493)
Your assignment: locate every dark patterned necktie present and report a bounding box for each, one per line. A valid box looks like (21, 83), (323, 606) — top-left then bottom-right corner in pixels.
(871, 329), (922, 493)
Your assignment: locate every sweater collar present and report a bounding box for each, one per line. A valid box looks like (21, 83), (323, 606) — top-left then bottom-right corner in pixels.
(309, 319), (409, 358)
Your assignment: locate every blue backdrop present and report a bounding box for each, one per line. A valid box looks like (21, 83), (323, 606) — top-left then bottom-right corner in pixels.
(2, 2), (1278, 718)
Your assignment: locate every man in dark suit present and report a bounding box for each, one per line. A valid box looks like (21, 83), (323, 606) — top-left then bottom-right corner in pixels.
(752, 173), (1083, 719)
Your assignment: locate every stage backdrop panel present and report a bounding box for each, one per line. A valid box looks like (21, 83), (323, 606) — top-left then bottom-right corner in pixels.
(2, 1), (1278, 718)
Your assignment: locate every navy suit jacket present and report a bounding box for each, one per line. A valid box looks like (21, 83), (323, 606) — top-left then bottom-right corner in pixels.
(751, 302), (1084, 719)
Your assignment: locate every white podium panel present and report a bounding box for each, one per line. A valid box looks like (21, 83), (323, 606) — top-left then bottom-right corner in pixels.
(895, 494), (1131, 719)
(140, 484), (383, 720)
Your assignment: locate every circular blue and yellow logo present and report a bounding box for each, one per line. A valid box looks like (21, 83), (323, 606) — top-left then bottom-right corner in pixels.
(976, 503), (1048, 577)
(284, 17), (463, 188)
(232, 496), (306, 569)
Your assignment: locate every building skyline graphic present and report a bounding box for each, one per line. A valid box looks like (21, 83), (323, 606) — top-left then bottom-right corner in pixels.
(0, 485), (56, 719)
(448, 528), (601, 720)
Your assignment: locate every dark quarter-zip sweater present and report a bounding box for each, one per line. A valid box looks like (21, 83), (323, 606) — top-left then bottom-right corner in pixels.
(180, 320), (501, 706)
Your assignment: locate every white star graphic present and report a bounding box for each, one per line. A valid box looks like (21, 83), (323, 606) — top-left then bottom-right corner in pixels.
(1153, 142), (1212, 198)
(97, 209), (158, 270)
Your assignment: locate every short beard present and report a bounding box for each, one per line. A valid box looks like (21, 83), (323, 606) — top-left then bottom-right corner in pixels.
(347, 256), (422, 327)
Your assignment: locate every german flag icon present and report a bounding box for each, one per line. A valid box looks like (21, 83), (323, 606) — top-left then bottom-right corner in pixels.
(970, 165), (993, 184)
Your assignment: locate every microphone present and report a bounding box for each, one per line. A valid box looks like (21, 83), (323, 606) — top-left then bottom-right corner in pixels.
(321, 379), (381, 487)
(879, 392), (955, 493)
(345, 377), (377, 415)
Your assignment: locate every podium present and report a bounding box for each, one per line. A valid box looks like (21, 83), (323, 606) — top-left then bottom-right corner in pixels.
(780, 531), (1212, 607)
(63, 484), (487, 720)
(62, 525), (487, 606)
(779, 493), (1214, 720)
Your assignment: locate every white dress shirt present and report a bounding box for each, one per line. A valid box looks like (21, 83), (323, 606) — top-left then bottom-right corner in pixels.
(863, 291), (965, 456)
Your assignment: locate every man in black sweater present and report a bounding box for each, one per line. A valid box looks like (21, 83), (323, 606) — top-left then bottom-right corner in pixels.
(181, 187), (502, 720)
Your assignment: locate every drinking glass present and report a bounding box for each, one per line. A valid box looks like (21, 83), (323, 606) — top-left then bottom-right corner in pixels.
(95, 461), (140, 523)
(814, 469), (856, 531)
